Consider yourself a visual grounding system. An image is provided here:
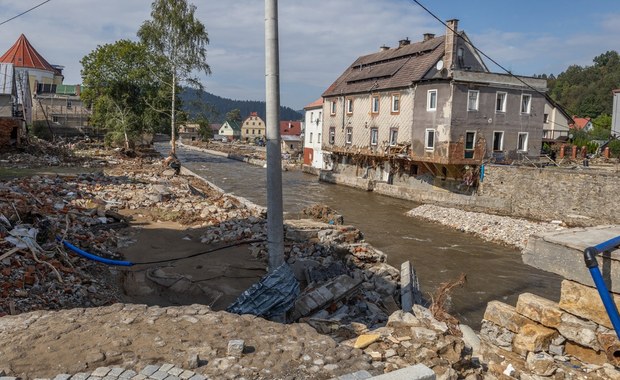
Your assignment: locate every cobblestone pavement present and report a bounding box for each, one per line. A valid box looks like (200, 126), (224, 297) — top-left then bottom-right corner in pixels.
(1, 363), (208, 380)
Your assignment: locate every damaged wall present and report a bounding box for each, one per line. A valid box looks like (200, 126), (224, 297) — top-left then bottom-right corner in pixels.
(0, 117), (25, 147)
(479, 165), (620, 225)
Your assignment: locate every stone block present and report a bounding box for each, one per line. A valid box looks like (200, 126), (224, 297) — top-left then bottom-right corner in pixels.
(354, 334), (381, 349)
(336, 370), (373, 380)
(91, 367), (111, 377)
(366, 363), (435, 379)
(557, 313), (599, 350)
(227, 339), (245, 357)
(513, 323), (557, 357)
(559, 280), (620, 330)
(526, 351), (557, 376)
(565, 341), (608, 366)
(479, 320), (514, 350)
(140, 365), (160, 376)
(516, 293), (562, 328)
(483, 301), (533, 333)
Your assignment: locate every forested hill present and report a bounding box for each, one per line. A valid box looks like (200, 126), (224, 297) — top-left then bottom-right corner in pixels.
(180, 88), (303, 123)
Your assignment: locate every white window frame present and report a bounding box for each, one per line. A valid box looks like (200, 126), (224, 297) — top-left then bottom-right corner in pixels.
(427, 90), (437, 111)
(371, 95), (380, 114)
(520, 94), (532, 114)
(492, 131), (504, 151)
(517, 132), (529, 152)
(346, 98), (353, 114)
(329, 128), (335, 144)
(391, 93), (400, 113)
(495, 92), (507, 113)
(425, 129), (435, 151)
(345, 127), (352, 144)
(370, 128), (378, 146)
(467, 90), (479, 111)
(330, 101), (336, 115)
(389, 129), (398, 146)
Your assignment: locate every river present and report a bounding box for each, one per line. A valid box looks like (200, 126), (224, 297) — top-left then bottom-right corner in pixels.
(161, 143), (561, 328)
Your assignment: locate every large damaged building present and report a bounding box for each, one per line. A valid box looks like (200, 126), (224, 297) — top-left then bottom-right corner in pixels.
(321, 20), (547, 191)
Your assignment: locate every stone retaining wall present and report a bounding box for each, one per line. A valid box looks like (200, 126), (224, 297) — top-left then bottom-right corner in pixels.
(479, 165), (620, 225)
(479, 280), (620, 378)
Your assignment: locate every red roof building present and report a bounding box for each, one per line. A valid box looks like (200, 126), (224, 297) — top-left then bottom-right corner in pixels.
(572, 116), (593, 131)
(280, 120), (302, 136)
(0, 34), (60, 75)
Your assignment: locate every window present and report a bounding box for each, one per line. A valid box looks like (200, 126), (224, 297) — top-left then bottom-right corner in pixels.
(389, 129), (398, 146)
(330, 101), (336, 115)
(371, 95), (380, 114)
(496, 92), (507, 112)
(318, 112), (322, 122)
(517, 132), (528, 152)
(467, 90), (479, 111)
(493, 131), (504, 151)
(391, 94), (400, 113)
(520, 94), (531, 114)
(427, 90), (437, 111)
(309, 132), (313, 143)
(318, 132), (321, 143)
(252, 129), (255, 135)
(425, 129), (435, 150)
(370, 128), (378, 146)
(310, 112), (314, 123)
(67, 100), (72, 109)
(345, 127), (352, 144)
(346, 98), (353, 114)
(464, 131), (476, 159)
(543, 113), (549, 123)
(329, 128), (335, 144)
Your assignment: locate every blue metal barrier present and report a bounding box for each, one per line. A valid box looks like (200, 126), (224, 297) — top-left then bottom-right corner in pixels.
(584, 236), (620, 339)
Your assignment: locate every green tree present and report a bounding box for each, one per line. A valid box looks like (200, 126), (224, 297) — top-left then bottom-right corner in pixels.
(138, 0), (211, 154)
(590, 114), (612, 140)
(197, 116), (213, 141)
(80, 40), (170, 145)
(226, 108), (242, 124)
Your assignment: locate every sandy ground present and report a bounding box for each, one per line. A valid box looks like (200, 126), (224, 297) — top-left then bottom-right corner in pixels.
(115, 213), (266, 311)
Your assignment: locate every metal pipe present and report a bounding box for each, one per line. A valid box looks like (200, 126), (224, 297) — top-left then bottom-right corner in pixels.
(584, 238), (620, 340)
(265, 0), (284, 272)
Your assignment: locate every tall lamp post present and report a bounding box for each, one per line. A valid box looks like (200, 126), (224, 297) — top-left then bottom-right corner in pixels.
(265, 0), (284, 272)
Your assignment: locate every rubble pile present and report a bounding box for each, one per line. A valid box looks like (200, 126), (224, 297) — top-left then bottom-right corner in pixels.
(0, 153), (263, 316)
(407, 204), (567, 250)
(302, 204), (344, 225)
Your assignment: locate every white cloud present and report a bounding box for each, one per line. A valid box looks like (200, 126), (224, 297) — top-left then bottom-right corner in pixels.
(0, 1), (617, 110)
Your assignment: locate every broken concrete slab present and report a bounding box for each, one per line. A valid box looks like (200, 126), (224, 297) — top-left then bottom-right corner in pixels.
(367, 364), (435, 380)
(289, 274), (363, 321)
(522, 225), (620, 292)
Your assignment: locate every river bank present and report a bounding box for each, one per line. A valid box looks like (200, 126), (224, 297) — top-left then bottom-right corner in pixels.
(406, 204), (568, 251)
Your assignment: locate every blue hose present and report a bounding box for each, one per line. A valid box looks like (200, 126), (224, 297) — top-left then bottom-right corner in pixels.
(60, 239), (134, 267)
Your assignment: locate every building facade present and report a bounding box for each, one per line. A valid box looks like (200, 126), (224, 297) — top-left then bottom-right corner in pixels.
(241, 112), (265, 142)
(613, 89), (620, 137)
(321, 20), (546, 190)
(219, 120), (241, 141)
(303, 98), (324, 169)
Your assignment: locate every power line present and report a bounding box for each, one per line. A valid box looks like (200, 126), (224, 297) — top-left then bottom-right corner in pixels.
(0, 0), (52, 27)
(410, 0), (607, 132)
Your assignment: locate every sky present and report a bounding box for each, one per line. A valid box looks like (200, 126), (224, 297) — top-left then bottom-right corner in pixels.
(0, 0), (618, 111)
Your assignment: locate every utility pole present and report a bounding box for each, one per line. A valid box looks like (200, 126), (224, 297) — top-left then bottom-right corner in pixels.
(265, 0), (284, 272)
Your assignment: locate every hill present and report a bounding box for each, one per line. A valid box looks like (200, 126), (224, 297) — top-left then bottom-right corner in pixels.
(180, 88), (303, 123)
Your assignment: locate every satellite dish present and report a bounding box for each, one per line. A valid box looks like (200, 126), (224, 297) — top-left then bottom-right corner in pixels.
(436, 60), (444, 70)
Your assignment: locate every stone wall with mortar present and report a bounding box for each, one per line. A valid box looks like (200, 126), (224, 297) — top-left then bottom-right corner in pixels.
(479, 280), (620, 378)
(478, 165), (620, 225)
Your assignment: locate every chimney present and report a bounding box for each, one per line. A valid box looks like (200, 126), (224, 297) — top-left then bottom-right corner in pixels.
(398, 38), (410, 48)
(379, 45), (390, 51)
(423, 33), (435, 41)
(75, 84), (81, 96)
(443, 19), (459, 71)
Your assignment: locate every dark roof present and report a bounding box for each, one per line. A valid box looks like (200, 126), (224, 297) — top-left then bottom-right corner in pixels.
(323, 36), (445, 97)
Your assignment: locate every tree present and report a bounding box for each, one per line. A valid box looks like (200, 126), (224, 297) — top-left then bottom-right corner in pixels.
(226, 108), (242, 123)
(138, 0), (211, 154)
(80, 40), (171, 145)
(197, 116), (213, 141)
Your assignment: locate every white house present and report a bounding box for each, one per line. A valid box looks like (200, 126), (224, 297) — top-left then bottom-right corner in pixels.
(303, 98), (324, 169)
(219, 120), (241, 141)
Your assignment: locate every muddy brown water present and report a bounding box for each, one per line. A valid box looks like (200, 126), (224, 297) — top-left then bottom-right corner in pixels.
(158, 143), (562, 329)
